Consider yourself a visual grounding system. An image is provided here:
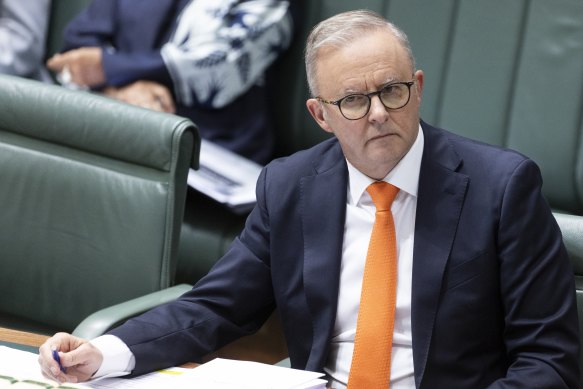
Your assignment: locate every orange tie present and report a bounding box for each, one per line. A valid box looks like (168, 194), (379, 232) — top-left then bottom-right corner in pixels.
(347, 181), (400, 389)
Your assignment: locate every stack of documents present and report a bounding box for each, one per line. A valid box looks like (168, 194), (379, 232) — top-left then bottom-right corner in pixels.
(188, 139), (263, 214)
(173, 358), (327, 388)
(0, 347), (327, 389)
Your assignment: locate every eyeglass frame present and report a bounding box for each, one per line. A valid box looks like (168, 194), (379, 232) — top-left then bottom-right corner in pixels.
(315, 79), (416, 120)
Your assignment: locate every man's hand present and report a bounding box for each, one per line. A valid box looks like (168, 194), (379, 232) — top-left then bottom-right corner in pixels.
(38, 332), (103, 383)
(47, 47), (105, 87)
(103, 80), (176, 113)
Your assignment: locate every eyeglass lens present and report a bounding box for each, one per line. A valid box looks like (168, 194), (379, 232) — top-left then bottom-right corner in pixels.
(340, 83), (411, 120)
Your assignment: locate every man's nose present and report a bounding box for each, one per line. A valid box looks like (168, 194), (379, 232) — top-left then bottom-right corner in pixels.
(368, 95), (389, 122)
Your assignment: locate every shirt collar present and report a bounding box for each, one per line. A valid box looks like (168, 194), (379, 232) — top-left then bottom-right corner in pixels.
(347, 124), (424, 205)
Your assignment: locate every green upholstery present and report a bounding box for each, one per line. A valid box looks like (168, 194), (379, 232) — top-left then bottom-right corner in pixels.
(0, 75), (199, 335)
(176, 191), (248, 284)
(399, 0), (583, 215)
(555, 212), (583, 382)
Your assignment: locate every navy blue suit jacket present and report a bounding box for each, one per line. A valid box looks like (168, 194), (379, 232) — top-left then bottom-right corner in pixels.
(111, 122), (579, 388)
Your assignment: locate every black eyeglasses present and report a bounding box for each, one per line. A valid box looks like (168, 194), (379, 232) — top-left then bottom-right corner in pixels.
(316, 80), (415, 120)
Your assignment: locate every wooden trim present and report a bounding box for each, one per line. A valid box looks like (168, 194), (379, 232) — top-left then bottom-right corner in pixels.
(0, 327), (49, 348)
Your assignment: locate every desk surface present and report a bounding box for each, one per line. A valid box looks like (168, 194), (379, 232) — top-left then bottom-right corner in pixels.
(0, 327), (49, 349)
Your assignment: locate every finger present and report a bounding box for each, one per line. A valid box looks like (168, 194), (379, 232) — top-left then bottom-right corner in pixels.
(57, 370), (80, 384)
(137, 100), (165, 112)
(46, 54), (67, 71)
(42, 367), (78, 385)
(61, 342), (100, 371)
(156, 93), (176, 113)
(38, 349), (66, 382)
(60, 346), (85, 369)
(149, 85), (175, 113)
(66, 63), (84, 86)
(39, 353), (57, 381)
(102, 87), (119, 99)
(38, 336), (66, 375)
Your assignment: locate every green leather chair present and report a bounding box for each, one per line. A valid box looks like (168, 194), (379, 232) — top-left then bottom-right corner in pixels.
(0, 75), (199, 336)
(555, 212), (583, 379)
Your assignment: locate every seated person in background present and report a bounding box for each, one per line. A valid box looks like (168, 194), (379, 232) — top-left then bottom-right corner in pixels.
(0, 0), (52, 82)
(46, 0), (297, 164)
(38, 9), (580, 388)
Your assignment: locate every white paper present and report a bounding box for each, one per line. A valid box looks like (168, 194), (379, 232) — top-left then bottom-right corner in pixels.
(0, 346), (52, 382)
(173, 358), (327, 389)
(0, 348), (327, 389)
(84, 367), (190, 389)
(0, 347), (188, 389)
(188, 139), (263, 214)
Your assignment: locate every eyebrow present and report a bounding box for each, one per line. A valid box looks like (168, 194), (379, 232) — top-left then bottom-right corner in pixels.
(341, 77), (403, 96)
(379, 76), (402, 88)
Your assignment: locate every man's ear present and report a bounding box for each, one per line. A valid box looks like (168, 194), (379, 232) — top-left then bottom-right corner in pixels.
(306, 98), (334, 134)
(414, 69), (424, 104)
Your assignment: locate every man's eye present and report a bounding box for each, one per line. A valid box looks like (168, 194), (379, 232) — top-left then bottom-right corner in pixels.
(342, 95), (365, 106)
(382, 86), (397, 95)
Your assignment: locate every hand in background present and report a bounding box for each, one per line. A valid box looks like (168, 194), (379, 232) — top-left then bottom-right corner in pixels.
(103, 80), (176, 113)
(47, 47), (105, 88)
(38, 332), (103, 384)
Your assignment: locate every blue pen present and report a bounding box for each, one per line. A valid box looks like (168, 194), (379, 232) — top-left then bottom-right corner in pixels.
(52, 349), (66, 373)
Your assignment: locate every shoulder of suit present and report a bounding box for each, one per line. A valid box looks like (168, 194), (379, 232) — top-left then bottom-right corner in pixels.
(425, 123), (531, 168)
(266, 137), (341, 172)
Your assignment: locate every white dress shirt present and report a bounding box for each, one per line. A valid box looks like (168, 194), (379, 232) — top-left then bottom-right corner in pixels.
(91, 126), (424, 384)
(324, 126), (424, 389)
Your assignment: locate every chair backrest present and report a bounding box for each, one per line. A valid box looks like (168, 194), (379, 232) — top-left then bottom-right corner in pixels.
(400, 0), (583, 215)
(0, 75), (199, 333)
(554, 212), (583, 382)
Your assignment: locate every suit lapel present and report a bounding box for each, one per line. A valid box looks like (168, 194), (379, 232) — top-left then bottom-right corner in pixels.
(412, 123), (469, 387)
(300, 141), (348, 368)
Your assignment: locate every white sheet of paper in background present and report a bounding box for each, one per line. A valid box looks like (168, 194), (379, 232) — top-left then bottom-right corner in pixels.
(187, 139), (263, 214)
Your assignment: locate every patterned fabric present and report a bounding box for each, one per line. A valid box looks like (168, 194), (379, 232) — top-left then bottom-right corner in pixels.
(162, 0), (292, 109)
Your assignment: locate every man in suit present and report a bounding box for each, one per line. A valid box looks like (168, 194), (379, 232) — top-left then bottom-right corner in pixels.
(39, 10), (579, 388)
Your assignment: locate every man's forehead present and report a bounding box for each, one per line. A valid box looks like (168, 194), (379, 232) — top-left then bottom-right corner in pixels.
(315, 33), (411, 93)
(317, 31), (409, 68)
